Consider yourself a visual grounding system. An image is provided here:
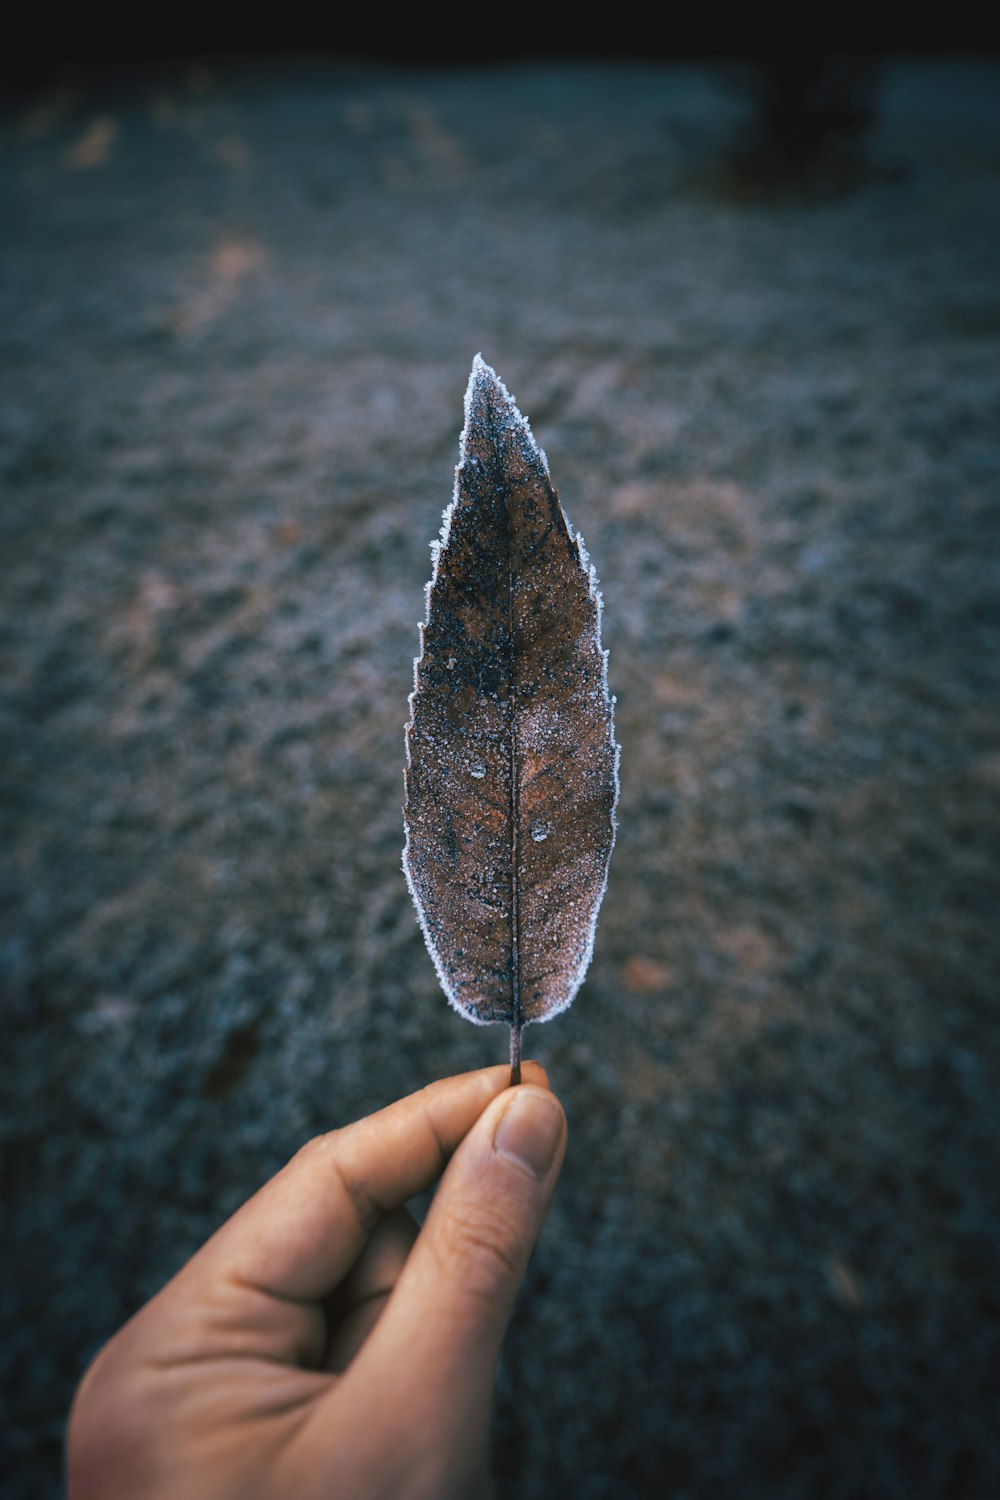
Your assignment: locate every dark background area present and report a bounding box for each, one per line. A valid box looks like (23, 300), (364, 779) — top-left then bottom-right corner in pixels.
(2, 29), (1000, 1500)
(5, 2), (999, 74)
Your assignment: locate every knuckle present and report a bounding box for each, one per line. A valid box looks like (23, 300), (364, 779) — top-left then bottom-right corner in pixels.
(293, 1129), (336, 1166)
(434, 1197), (527, 1304)
(295, 1130), (383, 1234)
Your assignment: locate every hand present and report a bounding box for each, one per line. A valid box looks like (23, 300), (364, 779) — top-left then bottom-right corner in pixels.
(67, 1065), (566, 1500)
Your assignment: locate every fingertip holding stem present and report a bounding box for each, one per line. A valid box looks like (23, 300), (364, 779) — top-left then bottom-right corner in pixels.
(494, 1088), (564, 1181)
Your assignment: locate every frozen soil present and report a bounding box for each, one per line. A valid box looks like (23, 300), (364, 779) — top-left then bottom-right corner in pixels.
(2, 54), (999, 1499)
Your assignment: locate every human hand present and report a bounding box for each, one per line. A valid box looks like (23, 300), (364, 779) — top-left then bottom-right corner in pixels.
(67, 1064), (566, 1500)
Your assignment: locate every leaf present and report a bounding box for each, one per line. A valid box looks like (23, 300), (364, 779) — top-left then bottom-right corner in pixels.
(403, 356), (619, 1080)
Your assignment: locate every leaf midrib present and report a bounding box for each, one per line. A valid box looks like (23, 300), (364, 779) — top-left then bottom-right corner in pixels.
(504, 477), (522, 1039)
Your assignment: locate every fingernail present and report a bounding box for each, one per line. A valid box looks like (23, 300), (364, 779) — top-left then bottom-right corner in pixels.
(494, 1091), (563, 1180)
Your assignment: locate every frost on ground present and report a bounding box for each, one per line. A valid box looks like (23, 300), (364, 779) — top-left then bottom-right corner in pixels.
(2, 54), (999, 1500)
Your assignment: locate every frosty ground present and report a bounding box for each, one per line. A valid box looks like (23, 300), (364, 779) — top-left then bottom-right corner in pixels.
(2, 53), (999, 1498)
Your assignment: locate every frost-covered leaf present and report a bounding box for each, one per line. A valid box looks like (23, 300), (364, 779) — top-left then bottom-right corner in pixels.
(403, 356), (619, 1079)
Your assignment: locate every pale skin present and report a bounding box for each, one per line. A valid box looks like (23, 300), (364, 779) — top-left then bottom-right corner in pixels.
(67, 1064), (566, 1500)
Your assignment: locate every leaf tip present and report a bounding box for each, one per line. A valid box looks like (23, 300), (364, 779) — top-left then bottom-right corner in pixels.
(460, 355), (549, 478)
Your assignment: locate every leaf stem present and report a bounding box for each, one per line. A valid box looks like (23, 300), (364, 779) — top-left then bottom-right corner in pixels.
(509, 1024), (522, 1086)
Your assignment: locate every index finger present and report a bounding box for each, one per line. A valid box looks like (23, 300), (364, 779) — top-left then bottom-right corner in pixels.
(187, 1061), (550, 1306)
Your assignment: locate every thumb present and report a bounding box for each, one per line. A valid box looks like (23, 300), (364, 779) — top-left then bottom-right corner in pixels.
(417, 1082), (567, 1333)
(349, 1083), (566, 1442)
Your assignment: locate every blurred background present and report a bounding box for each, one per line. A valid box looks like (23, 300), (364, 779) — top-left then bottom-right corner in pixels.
(3, 10), (999, 1498)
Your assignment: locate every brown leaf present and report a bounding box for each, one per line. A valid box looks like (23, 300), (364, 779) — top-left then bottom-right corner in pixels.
(403, 357), (619, 1075)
